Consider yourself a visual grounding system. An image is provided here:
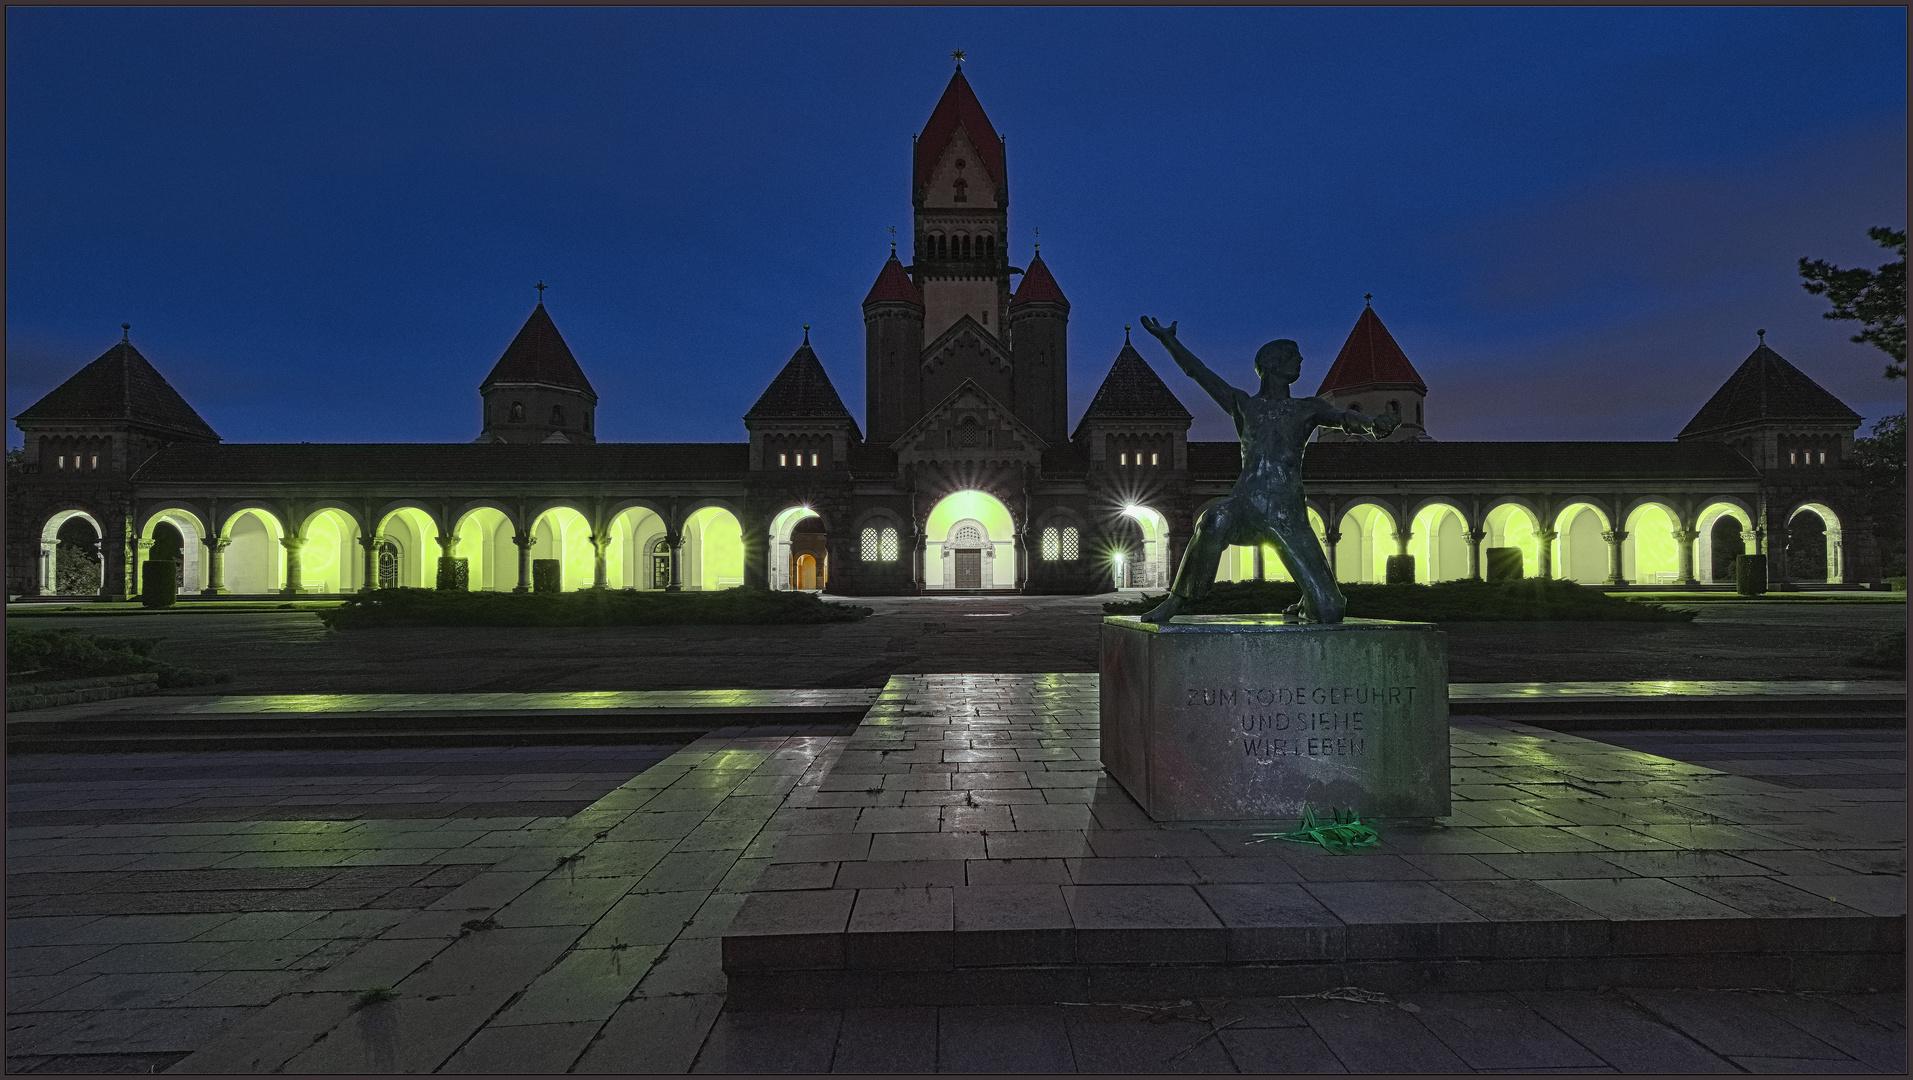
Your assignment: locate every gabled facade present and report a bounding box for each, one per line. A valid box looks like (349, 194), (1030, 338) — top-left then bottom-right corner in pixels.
(7, 70), (1885, 601)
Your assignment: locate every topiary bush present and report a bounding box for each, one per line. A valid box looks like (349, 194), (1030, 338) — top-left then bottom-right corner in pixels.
(316, 586), (874, 629)
(1736, 554), (1768, 596)
(1103, 578), (1696, 622)
(1384, 554), (1416, 585)
(5, 627), (232, 687)
(141, 560), (178, 609)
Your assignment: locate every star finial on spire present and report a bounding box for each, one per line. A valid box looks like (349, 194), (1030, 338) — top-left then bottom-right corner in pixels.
(951, 49), (966, 67)
(121, 323), (130, 342)
(535, 281), (547, 305)
(1364, 293), (1373, 307)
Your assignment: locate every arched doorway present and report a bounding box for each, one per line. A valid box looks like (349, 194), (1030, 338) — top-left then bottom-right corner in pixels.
(768, 506), (824, 591)
(1623, 503), (1680, 585)
(1117, 505), (1170, 590)
(1483, 503), (1540, 580)
(650, 538), (673, 589)
(924, 490), (1015, 591)
(46, 513), (103, 596)
(1695, 502), (1754, 584)
(683, 506), (744, 590)
(1409, 504), (1469, 583)
(1788, 504), (1842, 583)
(1552, 504), (1610, 584)
(795, 553), (819, 590)
(1336, 503), (1396, 583)
(222, 509), (285, 594)
(453, 507), (516, 592)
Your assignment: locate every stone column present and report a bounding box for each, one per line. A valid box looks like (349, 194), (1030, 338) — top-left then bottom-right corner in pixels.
(279, 537), (307, 596)
(589, 534), (609, 589)
(1537, 529), (1558, 580)
(512, 533), (536, 593)
(1675, 528), (1700, 585)
(31, 541), (56, 596)
(1323, 530), (1342, 582)
(1253, 544), (1265, 581)
(1602, 529), (1627, 585)
(358, 534), (378, 592)
(436, 534), (459, 591)
(666, 533), (684, 592)
(1466, 529), (1486, 580)
(202, 537), (230, 595)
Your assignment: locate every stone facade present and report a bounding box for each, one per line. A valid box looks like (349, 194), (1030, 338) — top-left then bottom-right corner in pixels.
(7, 73), (1884, 600)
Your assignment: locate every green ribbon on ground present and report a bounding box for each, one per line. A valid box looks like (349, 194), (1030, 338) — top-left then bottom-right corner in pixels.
(1250, 806), (1380, 854)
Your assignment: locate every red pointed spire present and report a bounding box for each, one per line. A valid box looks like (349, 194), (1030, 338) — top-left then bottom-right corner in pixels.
(863, 252), (922, 306)
(1314, 305), (1426, 396)
(915, 68), (1005, 195)
(1011, 252), (1068, 307)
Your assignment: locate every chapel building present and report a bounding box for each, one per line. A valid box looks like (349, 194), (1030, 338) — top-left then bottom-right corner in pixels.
(7, 71), (1884, 601)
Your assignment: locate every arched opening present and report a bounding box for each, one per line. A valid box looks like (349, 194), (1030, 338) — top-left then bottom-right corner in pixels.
(299, 509), (362, 594)
(1483, 503), (1540, 580)
(650, 538), (673, 590)
(374, 508), (439, 590)
(1335, 503), (1397, 583)
(1695, 503), (1754, 584)
(1409, 504), (1469, 583)
(523, 506), (593, 591)
(606, 506), (668, 590)
(1116, 505), (1170, 590)
(1788, 504), (1842, 584)
(795, 553), (819, 591)
(1217, 507), (1329, 583)
(769, 506), (823, 591)
(1551, 503), (1610, 584)
(1623, 503), (1680, 585)
(45, 512), (104, 596)
(139, 510), (207, 595)
(222, 509), (286, 594)
(683, 506), (744, 590)
(925, 490), (1015, 591)
(453, 507), (516, 592)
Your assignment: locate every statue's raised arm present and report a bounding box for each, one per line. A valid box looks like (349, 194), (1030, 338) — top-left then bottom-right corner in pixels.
(1140, 316), (1241, 411)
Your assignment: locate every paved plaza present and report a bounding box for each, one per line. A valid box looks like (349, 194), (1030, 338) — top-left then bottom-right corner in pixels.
(4, 671), (1905, 1074)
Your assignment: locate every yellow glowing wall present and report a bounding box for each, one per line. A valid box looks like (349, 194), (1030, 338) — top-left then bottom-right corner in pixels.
(687, 506), (744, 590)
(1624, 504), (1678, 583)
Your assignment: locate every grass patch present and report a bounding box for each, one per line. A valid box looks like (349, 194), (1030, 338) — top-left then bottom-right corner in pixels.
(1851, 629), (1906, 671)
(317, 586), (873, 629)
(5, 627), (234, 687)
(1103, 579), (1697, 622)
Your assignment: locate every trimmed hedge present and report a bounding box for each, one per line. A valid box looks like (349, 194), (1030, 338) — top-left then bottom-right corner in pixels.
(1103, 578), (1697, 622)
(6, 628), (233, 687)
(316, 586), (874, 629)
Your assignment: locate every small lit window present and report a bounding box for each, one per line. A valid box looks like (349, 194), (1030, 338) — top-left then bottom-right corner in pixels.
(90, 455), (99, 469)
(779, 453), (787, 467)
(861, 527), (880, 562)
(1042, 527), (1060, 562)
(1789, 451), (1797, 464)
(1819, 451), (1826, 464)
(811, 452), (819, 467)
(1151, 452), (1159, 466)
(56, 456), (65, 470)
(880, 527), (899, 562)
(1120, 452), (1128, 466)
(1061, 527), (1080, 561)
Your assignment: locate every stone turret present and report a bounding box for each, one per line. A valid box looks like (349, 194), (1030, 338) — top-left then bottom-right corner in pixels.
(862, 251), (925, 446)
(1314, 303), (1429, 442)
(1009, 251), (1071, 444)
(478, 302), (598, 444)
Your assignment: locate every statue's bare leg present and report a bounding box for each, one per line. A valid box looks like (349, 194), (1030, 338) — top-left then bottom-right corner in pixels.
(1269, 521), (1345, 624)
(1141, 502), (1237, 624)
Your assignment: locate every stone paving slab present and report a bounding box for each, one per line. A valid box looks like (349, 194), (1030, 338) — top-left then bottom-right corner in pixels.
(721, 674), (1906, 1008)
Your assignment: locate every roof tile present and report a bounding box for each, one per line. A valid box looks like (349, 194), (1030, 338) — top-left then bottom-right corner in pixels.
(14, 338), (220, 441)
(1678, 342), (1862, 438)
(744, 338), (862, 437)
(480, 304), (596, 398)
(1075, 338), (1192, 432)
(1314, 306), (1427, 395)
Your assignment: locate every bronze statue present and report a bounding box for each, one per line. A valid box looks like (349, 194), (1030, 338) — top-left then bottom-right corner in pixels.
(1137, 316), (1397, 625)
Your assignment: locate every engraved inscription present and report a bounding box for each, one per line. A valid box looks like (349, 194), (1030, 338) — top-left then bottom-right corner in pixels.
(1241, 735), (1366, 759)
(1186, 685), (1418, 708)
(1181, 685), (1413, 764)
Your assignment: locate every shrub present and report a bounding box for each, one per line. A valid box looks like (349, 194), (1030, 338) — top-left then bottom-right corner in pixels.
(1852, 629), (1906, 670)
(141, 560), (178, 608)
(1736, 554), (1767, 596)
(316, 586), (874, 629)
(1384, 554), (1415, 585)
(1485, 547), (1524, 583)
(1103, 578), (1696, 622)
(5, 627), (233, 687)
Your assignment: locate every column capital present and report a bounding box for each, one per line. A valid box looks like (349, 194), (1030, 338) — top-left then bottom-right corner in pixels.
(1538, 529), (1559, 542)
(512, 534), (538, 549)
(1466, 529), (1487, 544)
(1674, 528), (1700, 542)
(279, 536), (307, 550)
(1602, 529), (1628, 543)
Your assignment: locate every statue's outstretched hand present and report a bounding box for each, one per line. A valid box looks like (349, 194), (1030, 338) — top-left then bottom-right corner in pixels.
(1140, 316), (1177, 342)
(1371, 412), (1400, 437)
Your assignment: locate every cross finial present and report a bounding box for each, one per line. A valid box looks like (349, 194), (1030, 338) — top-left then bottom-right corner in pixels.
(120, 323), (130, 342)
(1757, 328), (1766, 344)
(887, 225), (896, 253)
(534, 281), (547, 305)
(951, 49), (966, 67)
(1032, 227), (1040, 253)
(1364, 293), (1373, 307)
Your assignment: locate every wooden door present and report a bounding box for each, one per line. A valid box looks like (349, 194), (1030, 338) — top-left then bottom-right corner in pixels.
(954, 550), (982, 589)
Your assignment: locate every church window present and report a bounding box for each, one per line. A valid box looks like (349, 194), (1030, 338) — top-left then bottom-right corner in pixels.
(953, 178), (968, 203)
(1061, 527), (1080, 561)
(1151, 452), (1159, 466)
(936, 235), (947, 259)
(584, 413), (592, 433)
(1120, 452), (1128, 466)
(1042, 527), (1060, 562)
(90, 455), (99, 469)
(1387, 400), (1401, 418)
(880, 527), (899, 561)
(862, 527), (879, 562)
(779, 453), (787, 467)
(811, 452), (819, 467)
(551, 405), (566, 426)
(510, 402), (526, 423)
(983, 234), (995, 259)
(1789, 451), (1797, 465)
(56, 456), (65, 470)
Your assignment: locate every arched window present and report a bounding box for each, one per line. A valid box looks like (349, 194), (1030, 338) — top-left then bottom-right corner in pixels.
(1042, 527), (1061, 562)
(1061, 527), (1080, 561)
(650, 538), (672, 589)
(953, 178), (968, 203)
(951, 524), (984, 546)
(880, 527), (899, 562)
(1387, 400), (1401, 418)
(961, 235), (972, 258)
(583, 412), (592, 433)
(861, 527), (880, 562)
(982, 234), (995, 259)
(509, 401), (526, 423)
(936, 235), (948, 259)
(1415, 401), (1423, 424)
(551, 405), (566, 426)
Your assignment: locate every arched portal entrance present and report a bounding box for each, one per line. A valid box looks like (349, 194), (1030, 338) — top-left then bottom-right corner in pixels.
(607, 506), (669, 590)
(1409, 504), (1469, 583)
(1788, 504), (1842, 583)
(1335, 503), (1397, 583)
(1552, 504), (1610, 584)
(1483, 503), (1540, 580)
(222, 509), (285, 594)
(768, 506), (824, 591)
(1623, 503), (1680, 585)
(924, 491), (1015, 591)
(140, 510), (207, 595)
(454, 507), (516, 592)
(42, 511), (104, 596)
(683, 506), (744, 590)
(1695, 502), (1754, 584)
(1115, 505), (1170, 590)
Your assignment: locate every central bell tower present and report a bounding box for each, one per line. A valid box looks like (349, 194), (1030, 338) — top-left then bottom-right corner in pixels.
(911, 67), (1012, 346)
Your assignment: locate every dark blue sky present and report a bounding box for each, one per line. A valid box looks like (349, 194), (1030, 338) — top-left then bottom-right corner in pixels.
(7, 7), (1906, 449)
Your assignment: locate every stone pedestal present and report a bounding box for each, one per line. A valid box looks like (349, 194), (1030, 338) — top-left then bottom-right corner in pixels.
(1100, 615), (1450, 825)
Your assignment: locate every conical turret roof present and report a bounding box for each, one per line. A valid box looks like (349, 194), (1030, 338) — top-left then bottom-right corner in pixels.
(1314, 305), (1426, 396)
(863, 252), (922, 306)
(1011, 252), (1069, 307)
(915, 68), (1005, 194)
(744, 336), (862, 437)
(480, 304), (596, 398)
(1077, 338), (1192, 427)
(1679, 340), (1862, 438)
(15, 336), (220, 441)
